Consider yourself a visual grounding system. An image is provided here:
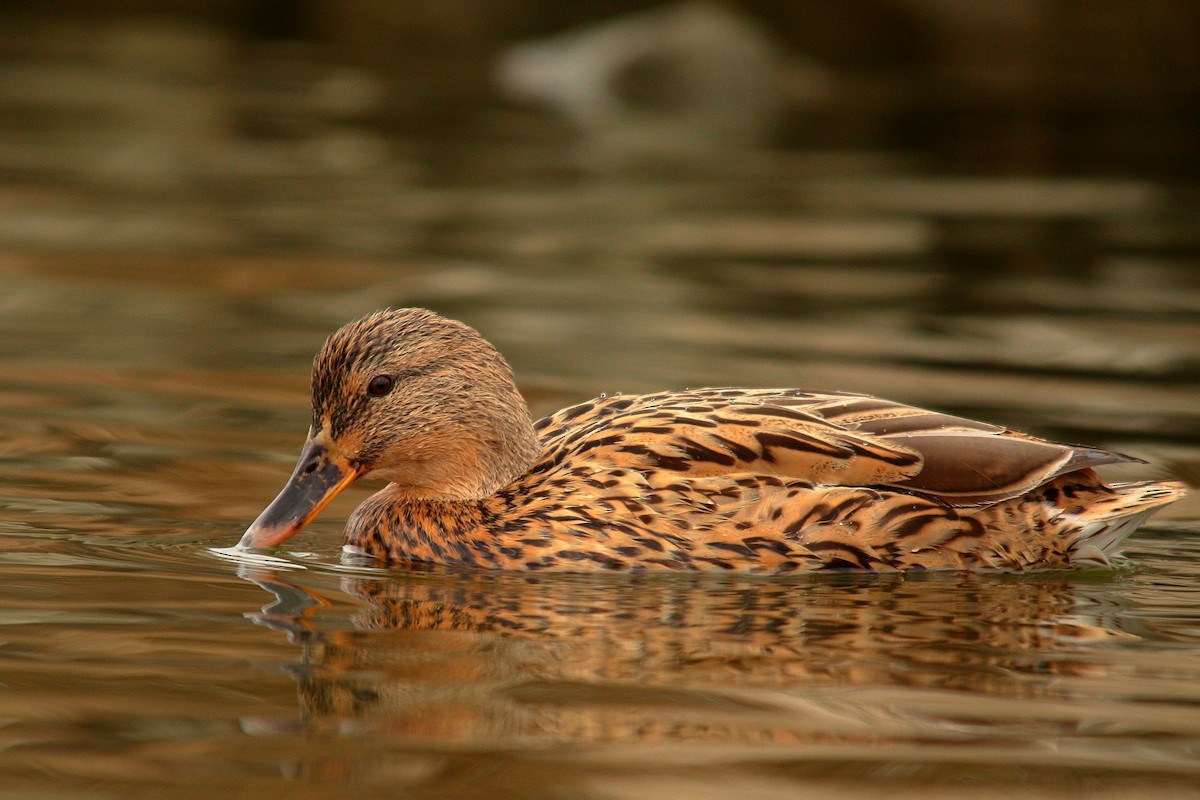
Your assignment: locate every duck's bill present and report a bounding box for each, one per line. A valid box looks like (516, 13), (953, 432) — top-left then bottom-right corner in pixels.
(238, 437), (362, 550)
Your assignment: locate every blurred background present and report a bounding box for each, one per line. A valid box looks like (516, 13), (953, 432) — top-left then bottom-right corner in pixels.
(0, 0), (1196, 250)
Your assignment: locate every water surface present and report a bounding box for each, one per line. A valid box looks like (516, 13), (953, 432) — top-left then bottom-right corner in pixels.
(0, 154), (1198, 798)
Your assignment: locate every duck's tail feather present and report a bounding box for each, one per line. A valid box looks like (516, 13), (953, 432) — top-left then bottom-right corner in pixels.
(1067, 480), (1188, 566)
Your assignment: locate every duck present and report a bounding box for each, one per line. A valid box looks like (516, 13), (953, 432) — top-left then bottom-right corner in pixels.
(238, 308), (1187, 572)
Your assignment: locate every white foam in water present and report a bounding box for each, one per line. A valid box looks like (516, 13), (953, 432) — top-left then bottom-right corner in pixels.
(208, 545), (307, 570)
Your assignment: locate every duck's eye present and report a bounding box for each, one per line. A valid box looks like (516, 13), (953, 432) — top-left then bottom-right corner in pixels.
(366, 374), (394, 397)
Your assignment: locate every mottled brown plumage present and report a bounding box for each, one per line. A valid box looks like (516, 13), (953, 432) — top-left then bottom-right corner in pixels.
(239, 308), (1187, 571)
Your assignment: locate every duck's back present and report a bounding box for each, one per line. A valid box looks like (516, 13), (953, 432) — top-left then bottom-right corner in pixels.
(485, 388), (1185, 571)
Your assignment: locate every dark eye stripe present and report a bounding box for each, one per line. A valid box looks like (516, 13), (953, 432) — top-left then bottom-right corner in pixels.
(367, 374), (394, 397)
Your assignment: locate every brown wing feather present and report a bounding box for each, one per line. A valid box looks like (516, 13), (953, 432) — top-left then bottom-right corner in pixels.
(796, 393), (1138, 505)
(533, 388), (1131, 508)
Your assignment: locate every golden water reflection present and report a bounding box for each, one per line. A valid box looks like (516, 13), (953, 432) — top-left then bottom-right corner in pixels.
(235, 562), (1200, 781)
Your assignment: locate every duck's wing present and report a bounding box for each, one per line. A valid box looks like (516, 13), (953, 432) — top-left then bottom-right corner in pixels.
(800, 392), (1137, 504)
(533, 389), (1135, 507)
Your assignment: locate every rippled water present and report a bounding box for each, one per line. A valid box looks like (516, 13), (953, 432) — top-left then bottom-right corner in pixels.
(1, 153), (1198, 798)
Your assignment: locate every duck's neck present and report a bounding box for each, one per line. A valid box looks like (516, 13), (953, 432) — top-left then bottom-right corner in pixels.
(368, 389), (542, 502)
(468, 406), (542, 496)
(469, 379), (542, 496)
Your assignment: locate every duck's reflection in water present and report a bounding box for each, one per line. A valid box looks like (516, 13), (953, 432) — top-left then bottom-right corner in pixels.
(241, 565), (1131, 747)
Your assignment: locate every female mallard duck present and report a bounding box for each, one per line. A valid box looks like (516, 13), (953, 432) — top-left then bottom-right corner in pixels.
(238, 308), (1186, 571)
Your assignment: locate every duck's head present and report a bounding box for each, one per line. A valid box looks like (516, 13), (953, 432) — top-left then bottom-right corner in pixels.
(239, 308), (540, 550)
